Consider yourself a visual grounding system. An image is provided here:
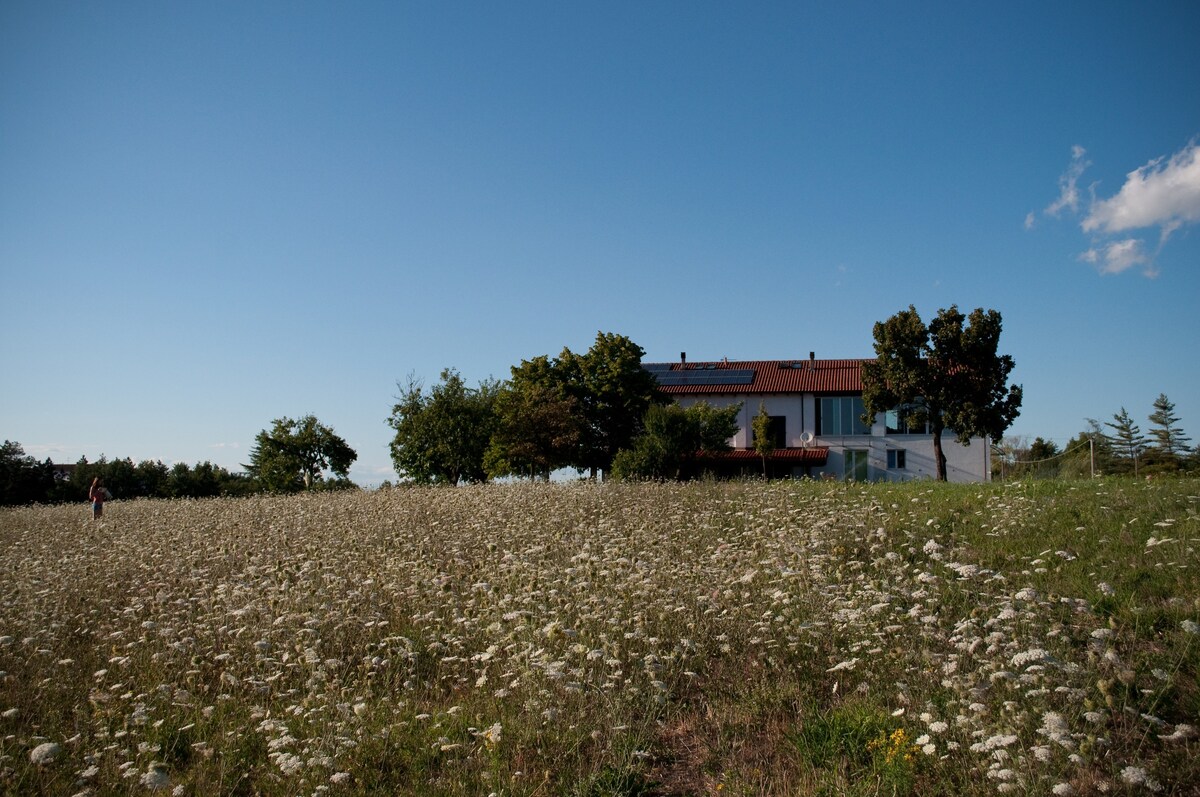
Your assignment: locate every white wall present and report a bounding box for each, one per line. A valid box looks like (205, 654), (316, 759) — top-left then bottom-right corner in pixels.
(814, 412), (990, 482)
(670, 395), (990, 483)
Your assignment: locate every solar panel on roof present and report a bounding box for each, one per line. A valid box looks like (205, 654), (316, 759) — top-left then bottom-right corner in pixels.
(652, 369), (755, 386)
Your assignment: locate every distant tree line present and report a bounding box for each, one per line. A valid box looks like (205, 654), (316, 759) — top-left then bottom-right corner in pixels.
(993, 393), (1196, 480)
(2, 414), (360, 506)
(0, 441), (255, 506)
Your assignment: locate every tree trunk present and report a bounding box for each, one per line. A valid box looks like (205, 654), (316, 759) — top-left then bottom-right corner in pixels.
(931, 429), (948, 482)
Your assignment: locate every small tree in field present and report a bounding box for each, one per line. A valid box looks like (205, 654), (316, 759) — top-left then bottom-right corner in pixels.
(611, 401), (740, 481)
(247, 415), (357, 492)
(387, 370), (498, 485)
(1147, 394), (1191, 465)
(1105, 407), (1147, 475)
(861, 305), (1023, 481)
(752, 402), (775, 476)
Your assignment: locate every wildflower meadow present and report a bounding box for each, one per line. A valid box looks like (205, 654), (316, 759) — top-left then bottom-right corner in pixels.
(2, 478), (1197, 796)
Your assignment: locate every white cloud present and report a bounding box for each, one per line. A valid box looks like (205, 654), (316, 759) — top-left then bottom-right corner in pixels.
(1041, 138), (1199, 277)
(1045, 145), (1090, 217)
(1082, 140), (1200, 238)
(1078, 238), (1150, 275)
(1024, 211), (1036, 230)
(209, 442), (241, 449)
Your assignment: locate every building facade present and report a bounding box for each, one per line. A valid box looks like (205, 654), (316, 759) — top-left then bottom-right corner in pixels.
(646, 355), (991, 483)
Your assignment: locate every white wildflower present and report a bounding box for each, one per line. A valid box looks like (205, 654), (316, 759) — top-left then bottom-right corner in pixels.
(475, 722), (502, 748)
(1159, 724), (1196, 742)
(1011, 648), (1049, 668)
(140, 763), (171, 790)
(30, 742), (61, 764)
(1180, 620), (1200, 635)
(826, 658), (859, 672)
(1118, 766), (1161, 791)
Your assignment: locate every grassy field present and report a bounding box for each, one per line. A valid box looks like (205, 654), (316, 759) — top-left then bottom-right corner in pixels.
(1, 478), (1197, 796)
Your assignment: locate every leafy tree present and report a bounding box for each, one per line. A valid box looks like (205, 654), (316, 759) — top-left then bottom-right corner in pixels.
(861, 305), (1023, 481)
(485, 381), (581, 480)
(1027, 437), (1061, 478)
(0, 441), (56, 506)
(992, 436), (1062, 480)
(566, 332), (668, 478)
(387, 370), (498, 485)
(246, 415), (357, 492)
(1104, 407), (1147, 475)
(134, 460), (171, 498)
(611, 401), (741, 481)
(507, 332), (666, 478)
(1147, 393), (1191, 462)
(103, 457), (139, 499)
(751, 402), (775, 476)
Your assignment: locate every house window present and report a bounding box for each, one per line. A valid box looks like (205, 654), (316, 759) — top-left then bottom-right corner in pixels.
(752, 416), (787, 449)
(820, 397), (870, 436)
(887, 449), (906, 469)
(844, 448), (869, 481)
(886, 405), (929, 435)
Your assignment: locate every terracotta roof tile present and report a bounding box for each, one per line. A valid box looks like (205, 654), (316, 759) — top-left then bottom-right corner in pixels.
(646, 359), (869, 395)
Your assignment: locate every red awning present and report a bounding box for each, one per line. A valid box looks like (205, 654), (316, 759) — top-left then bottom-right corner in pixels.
(697, 447), (829, 465)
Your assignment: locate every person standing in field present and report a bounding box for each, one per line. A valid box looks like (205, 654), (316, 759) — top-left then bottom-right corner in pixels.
(89, 477), (108, 520)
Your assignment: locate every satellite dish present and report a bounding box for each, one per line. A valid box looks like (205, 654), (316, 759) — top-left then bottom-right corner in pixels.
(799, 431), (815, 447)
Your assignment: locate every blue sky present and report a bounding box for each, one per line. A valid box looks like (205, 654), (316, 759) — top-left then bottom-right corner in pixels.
(3, 2), (1198, 485)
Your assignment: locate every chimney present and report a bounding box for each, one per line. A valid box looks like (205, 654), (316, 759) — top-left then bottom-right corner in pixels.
(681, 351), (687, 366)
(809, 351), (815, 369)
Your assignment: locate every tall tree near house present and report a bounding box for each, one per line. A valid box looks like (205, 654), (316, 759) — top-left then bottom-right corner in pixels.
(516, 332), (666, 478)
(485, 380), (581, 480)
(387, 369), (499, 485)
(752, 402), (775, 476)
(1147, 393), (1191, 463)
(861, 305), (1023, 481)
(571, 332), (668, 478)
(1105, 407), (1147, 475)
(246, 415), (357, 492)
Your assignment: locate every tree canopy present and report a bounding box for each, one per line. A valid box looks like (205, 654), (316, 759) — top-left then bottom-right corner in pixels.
(1105, 407), (1147, 475)
(246, 415), (357, 492)
(611, 401), (741, 481)
(861, 305), (1023, 481)
(490, 332), (666, 479)
(387, 370), (499, 485)
(1148, 393), (1191, 462)
(485, 380), (581, 480)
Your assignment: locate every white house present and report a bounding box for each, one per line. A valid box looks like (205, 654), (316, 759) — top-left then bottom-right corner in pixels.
(645, 354), (991, 483)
